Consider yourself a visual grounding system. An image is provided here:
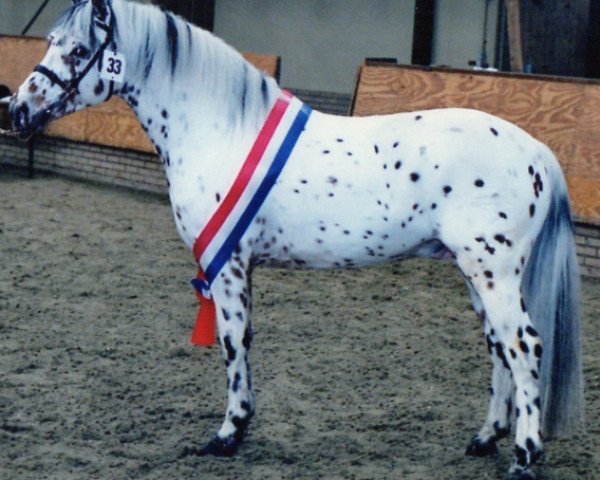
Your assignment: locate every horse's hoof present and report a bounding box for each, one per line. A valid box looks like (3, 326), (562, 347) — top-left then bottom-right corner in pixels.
(506, 470), (536, 480)
(198, 434), (241, 457)
(177, 434), (242, 458)
(465, 436), (498, 457)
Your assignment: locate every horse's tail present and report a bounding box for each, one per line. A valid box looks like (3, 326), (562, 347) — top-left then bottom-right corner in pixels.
(522, 156), (584, 438)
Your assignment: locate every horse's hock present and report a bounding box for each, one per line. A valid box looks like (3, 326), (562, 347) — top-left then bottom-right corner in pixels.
(350, 63), (600, 278)
(0, 34), (599, 277)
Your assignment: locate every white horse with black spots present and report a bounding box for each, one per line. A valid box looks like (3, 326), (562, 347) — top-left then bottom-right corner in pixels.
(9, 1), (583, 478)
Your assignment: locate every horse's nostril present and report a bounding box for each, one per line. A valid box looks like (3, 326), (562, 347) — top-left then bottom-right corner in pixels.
(10, 102), (30, 131)
(19, 102), (30, 118)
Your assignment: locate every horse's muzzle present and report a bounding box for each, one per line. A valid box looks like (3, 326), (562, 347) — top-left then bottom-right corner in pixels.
(9, 99), (53, 139)
(10, 101), (33, 139)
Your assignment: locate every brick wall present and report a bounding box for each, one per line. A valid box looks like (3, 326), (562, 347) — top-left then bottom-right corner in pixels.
(0, 134), (167, 195)
(291, 89), (352, 116)
(575, 222), (600, 278)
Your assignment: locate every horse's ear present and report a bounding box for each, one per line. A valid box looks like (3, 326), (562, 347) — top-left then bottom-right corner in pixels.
(91, 0), (110, 22)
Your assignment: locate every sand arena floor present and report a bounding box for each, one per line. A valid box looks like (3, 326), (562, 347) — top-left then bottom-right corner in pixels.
(0, 169), (598, 479)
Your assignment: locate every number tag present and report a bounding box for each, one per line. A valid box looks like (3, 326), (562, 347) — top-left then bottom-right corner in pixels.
(100, 51), (126, 83)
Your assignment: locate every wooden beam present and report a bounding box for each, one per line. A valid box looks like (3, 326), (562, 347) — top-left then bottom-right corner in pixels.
(151, 0), (215, 31)
(411, 0), (435, 66)
(519, 0), (590, 77)
(505, 0), (524, 72)
(585, 0), (600, 77)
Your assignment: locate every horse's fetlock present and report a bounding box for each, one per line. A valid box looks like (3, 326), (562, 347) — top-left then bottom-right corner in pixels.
(513, 438), (542, 472)
(506, 467), (536, 480)
(492, 420), (511, 440)
(524, 437), (543, 464)
(240, 400), (253, 413)
(199, 434), (241, 457)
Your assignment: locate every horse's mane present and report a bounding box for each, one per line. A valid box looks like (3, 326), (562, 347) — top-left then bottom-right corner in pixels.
(55, 0), (275, 126)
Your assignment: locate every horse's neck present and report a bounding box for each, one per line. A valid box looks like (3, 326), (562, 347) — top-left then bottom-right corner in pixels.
(115, 11), (282, 179)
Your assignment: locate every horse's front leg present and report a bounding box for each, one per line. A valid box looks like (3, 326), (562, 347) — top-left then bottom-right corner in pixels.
(201, 255), (255, 457)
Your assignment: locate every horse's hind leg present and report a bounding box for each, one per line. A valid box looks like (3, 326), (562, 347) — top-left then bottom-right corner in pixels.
(200, 254), (255, 457)
(464, 282), (514, 457)
(457, 259), (543, 479)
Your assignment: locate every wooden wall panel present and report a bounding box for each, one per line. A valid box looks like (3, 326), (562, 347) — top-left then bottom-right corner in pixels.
(1, 36), (281, 154)
(572, 84), (600, 181)
(568, 177), (600, 225)
(0, 35), (46, 92)
(45, 98), (150, 151)
(351, 64), (600, 223)
(243, 52), (281, 81)
(84, 108), (154, 152)
(45, 111), (88, 143)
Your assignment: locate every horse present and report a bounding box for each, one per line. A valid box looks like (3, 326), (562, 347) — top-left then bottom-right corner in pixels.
(9, 1), (583, 478)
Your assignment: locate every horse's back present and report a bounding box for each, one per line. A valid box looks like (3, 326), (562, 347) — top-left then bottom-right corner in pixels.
(259, 107), (558, 269)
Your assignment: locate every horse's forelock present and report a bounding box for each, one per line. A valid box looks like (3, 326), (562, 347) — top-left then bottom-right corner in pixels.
(52, 0), (113, 50)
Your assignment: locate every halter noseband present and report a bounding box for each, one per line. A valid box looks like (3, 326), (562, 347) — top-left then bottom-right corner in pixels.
(34, 19), (116, 103)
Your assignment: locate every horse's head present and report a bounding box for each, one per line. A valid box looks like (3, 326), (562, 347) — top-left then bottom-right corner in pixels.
(10, 0), (122, 138)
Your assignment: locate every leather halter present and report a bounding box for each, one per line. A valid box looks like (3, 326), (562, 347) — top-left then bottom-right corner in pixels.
(34, 19), (116, 103)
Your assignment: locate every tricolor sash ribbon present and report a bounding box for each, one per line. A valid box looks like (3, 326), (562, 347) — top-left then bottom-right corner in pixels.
(190, 90), (312, 346)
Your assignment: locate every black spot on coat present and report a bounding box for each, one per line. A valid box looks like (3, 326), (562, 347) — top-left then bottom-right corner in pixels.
(242, 327), (252, 350)
(223, 335), (236, 361)
(232, 372), (241, 392)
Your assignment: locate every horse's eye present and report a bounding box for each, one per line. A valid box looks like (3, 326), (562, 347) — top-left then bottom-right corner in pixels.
(70, 46), (89, 58)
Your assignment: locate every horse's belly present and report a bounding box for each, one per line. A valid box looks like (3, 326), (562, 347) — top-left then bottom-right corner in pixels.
(253, 189), (440, 269)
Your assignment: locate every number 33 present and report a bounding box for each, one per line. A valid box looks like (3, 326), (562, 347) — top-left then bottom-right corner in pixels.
(106, 57), (122, 75)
